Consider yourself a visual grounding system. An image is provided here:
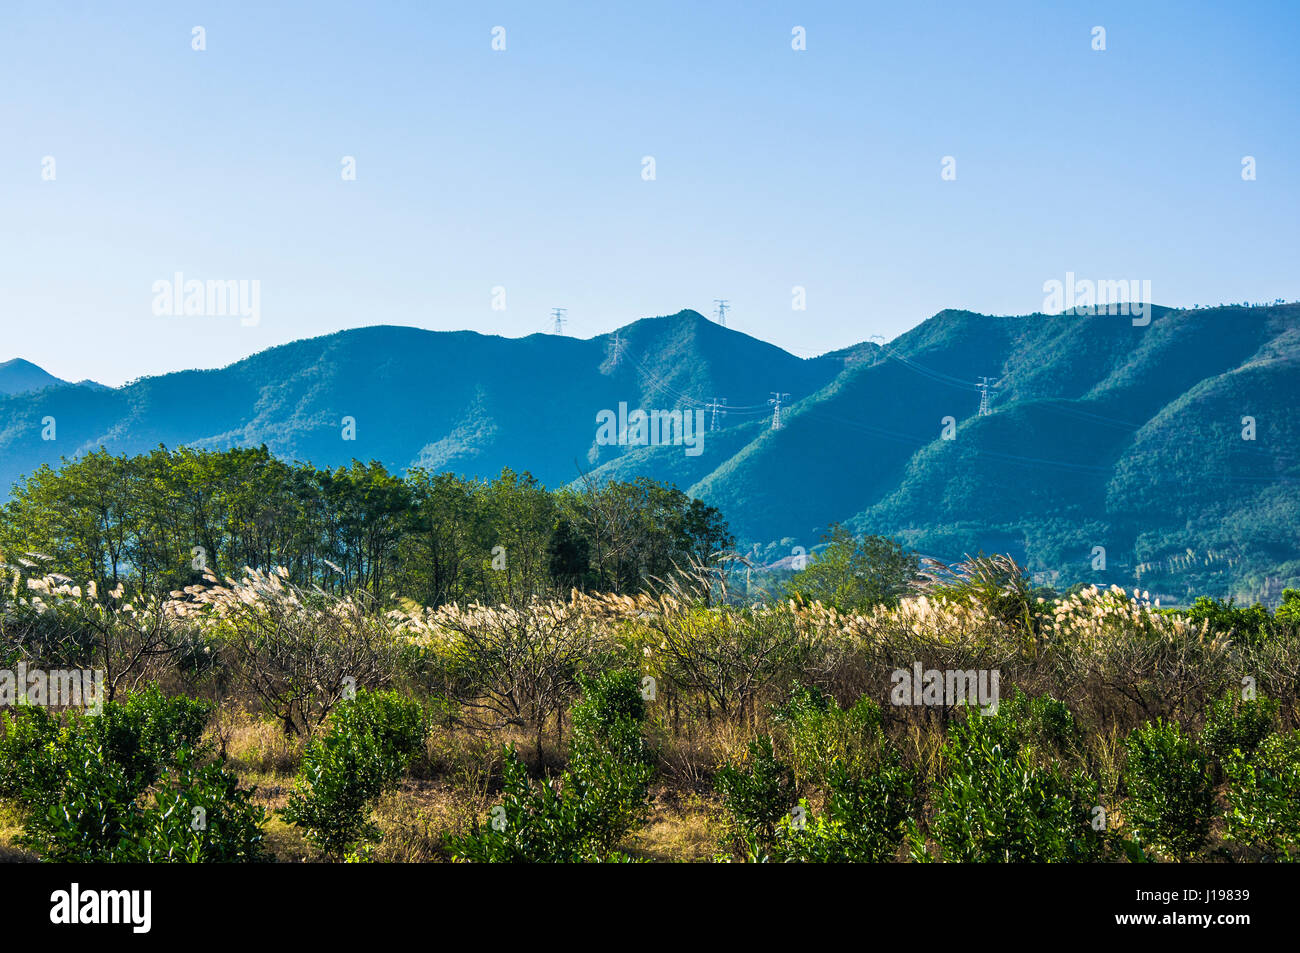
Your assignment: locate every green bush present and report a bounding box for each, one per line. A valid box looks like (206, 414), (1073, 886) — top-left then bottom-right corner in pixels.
(129, 753), (267, 862)
(565, 669), (654, 853)
(715, 735), (798, 861)
(7, 689), (264, 862)
(720, 686), (917, 862)
(0, 704), (63, 797)
(1275, 589), (1300, 628)
(0, 687), (210, 804)
(772, 683), (885, 791)
(931, 702), (1103, 862)
(1123, 719), (1215, 860)
(453, 670), (654, 862)
(17, 730), (141, 861)
(775, 761), (916, 862)
(281, 689), (429, 859)
(1181, 596), (1275, 644)
(1222, 730), (1300, 861)
(92, 686), (212, 792)
(452, 747), (606, 862)
(1201, 692), (1277, 767)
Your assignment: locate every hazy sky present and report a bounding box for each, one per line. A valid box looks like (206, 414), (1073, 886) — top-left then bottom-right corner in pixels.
(2, 0), (1297, 386)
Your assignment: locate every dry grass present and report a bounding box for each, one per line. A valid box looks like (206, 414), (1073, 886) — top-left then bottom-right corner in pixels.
(626, 790), (722, 862)
(0, 800), (37, 862)
(211, 707), (304, 777)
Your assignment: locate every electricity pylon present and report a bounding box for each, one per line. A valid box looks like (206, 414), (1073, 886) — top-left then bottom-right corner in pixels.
(713, 299), (729, 327)
(769, 392), (790, 430)
(977, 376), (999, 416)
(706, 397), (728, 431)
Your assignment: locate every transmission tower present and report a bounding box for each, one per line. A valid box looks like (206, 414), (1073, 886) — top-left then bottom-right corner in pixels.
(713, 299), (729, 327)
(609, 330), (623, 367)
(551, 308), (567, 335)
(706, 396), (728, 432)
(977, 376), (1000, 416)
(769, 392), (790, 430)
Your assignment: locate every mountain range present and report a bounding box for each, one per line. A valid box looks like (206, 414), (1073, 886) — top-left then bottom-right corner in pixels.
(1, 304), (1296, 603)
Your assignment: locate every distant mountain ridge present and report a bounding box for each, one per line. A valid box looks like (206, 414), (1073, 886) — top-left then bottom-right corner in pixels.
(0, 304), (1296, 603)
(0, 358), (105, 396)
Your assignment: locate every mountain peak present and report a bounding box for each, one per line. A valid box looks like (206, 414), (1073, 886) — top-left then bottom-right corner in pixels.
(0, 358), (68, 396)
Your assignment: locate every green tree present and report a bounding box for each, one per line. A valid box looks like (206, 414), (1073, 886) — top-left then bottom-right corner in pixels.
(785, 525), (919, 612)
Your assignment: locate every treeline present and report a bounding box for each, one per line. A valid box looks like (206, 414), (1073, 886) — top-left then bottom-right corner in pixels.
(0, 446), (732, 605)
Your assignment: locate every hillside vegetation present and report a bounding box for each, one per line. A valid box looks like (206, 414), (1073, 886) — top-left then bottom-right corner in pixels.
(1, 303), (1296, 601)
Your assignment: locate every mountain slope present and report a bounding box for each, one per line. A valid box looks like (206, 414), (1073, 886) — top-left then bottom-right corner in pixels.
(0, 310), (846, 493)
(0, 359), (68, 396)
(0, 303), (1294, 603)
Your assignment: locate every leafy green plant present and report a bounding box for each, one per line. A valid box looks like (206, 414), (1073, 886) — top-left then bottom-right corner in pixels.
(453, 670), (653, 862)
(281, 689), (429, 859)
(129, 752), (267, 862)
(1123, 718), (1215, 860)
(92, 686), (212, 791)
(772, 683), (885, 791)
(1180, 596), (1275, 645)
(774, 761), (916, 862)
(0, 704), (62, 797)
(8, 689), (263, 862)
(714, 734), (797, 861)
(994, 690), (1083, 761)
(17, 730), (141, 861)
(1222, 730), (1300, 861)
(1, 686), (210, 805)
(930, 702), (1103, 862)
(1201, 692), (1277, 768)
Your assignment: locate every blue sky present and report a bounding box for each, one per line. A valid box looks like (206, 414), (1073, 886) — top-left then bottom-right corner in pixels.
(2, 0), (1297, 386)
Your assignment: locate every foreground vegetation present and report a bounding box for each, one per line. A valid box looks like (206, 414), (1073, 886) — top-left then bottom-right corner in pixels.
(3, 541), (1298, 862)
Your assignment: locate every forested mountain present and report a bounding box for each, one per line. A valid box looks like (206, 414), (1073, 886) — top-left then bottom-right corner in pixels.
(2, 303), (1296, 603)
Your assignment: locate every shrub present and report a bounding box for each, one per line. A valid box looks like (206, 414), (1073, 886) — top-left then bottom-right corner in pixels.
(453, 670), (653, 862)
(92, 686), (212, 792)
(0, 704), (62, 797)
(994, 690), (1083, 761)
(8, 689), (263, 863)
(129, 753), (267, 862)
(1201, 692), (1277, 768)
(17, 730), (141, 861)
(565, 669), (654, 852)
(1123, 719), (1215, 860)
(775, 761), (916, 862)
(1182, 596), (1274, 645)
(452, 747), (603, 862)
(281, 689), (429, 859)
(931, 702), (1103, 862)
(3, 686), (210, 807)
(714, 735), (797, 861)
(772, 683), (885, 791)
(1222, 730), (1300, 861)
